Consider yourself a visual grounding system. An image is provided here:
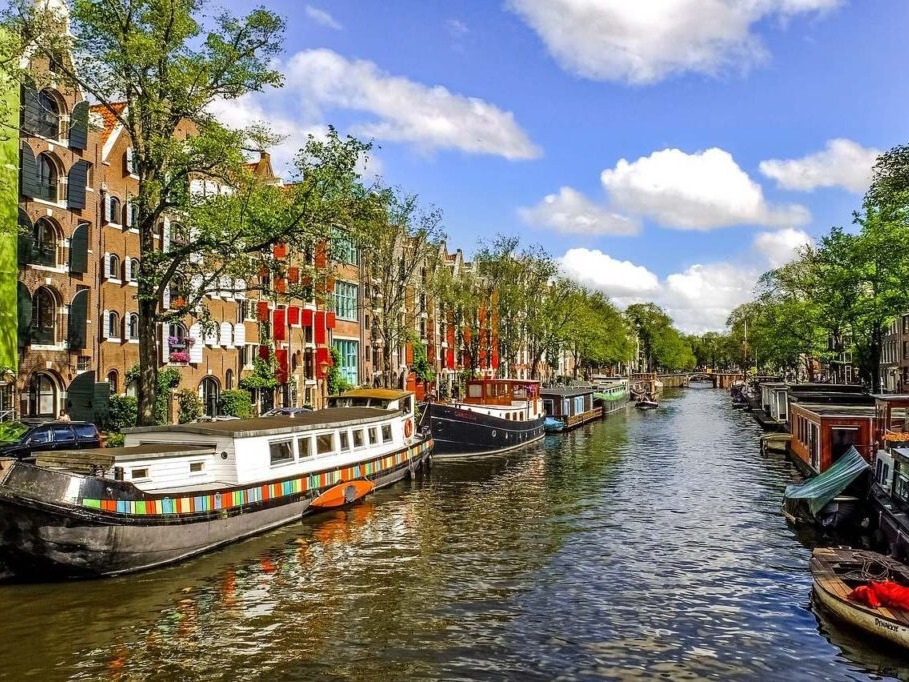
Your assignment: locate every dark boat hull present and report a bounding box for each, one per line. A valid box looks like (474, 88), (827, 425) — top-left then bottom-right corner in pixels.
(427, 403), (545, 457)
(0, 440), (432, 579)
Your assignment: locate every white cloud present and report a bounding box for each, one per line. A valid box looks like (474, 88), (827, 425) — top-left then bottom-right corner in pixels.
(759, 138), (881, 193)
(507, 0), (841, 84)
(305, 6), (342, 30)
(558, 229), (811, 333)
(447, 18), (469, 38)
(284, 49), (541, 160)
(518, 187), (639, 236)
(752, 228), (812, 268)
(600, 147), (810, 230)
(559, 248), (660, 299)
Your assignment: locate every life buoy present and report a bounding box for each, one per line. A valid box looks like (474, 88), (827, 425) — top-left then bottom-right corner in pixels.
(404, 419), (414, 438)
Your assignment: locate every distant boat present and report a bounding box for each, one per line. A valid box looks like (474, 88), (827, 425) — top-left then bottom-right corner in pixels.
(811, 547), (909, 650)
(635, 398), (659, 410)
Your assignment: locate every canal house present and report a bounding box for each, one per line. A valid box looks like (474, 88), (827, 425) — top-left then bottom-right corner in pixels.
(788, 402), (876, 475)
(540, 387), (600, 430)
(869, 395), (909, 559)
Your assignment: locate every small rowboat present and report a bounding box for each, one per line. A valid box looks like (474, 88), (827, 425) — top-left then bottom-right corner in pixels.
(811, 547), (909, 649)
(635, 399), (659, 410)
(309, 480), (375, 511)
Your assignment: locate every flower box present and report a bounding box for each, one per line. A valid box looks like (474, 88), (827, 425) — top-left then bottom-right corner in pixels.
(169, 351), (190, 364)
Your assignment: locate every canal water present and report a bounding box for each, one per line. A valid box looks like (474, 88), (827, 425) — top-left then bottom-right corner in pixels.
(2, 388), (909, 680)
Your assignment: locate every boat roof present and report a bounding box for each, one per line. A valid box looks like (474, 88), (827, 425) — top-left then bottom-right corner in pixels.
(790, 403), (877, 418)
(334, 388), (412, 400)
(541, 387), (595, 397)
(466, 378), (540, 385)
(37, 444), (214, 465)
(124, 408), (394, 438)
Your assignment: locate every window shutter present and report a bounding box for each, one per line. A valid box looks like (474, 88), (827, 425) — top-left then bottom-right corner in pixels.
(234, 323), (245, 347)
(103, 252), (110, 279)
(104, 195), (112, 223)
(101, 309), (109, 338)
(20, 84), (39, 134)
(17, 209), (33, 265)
(67, 290), (88, 350)
(189, 323), (203, 363)
(125, 147), (134, 174)
(162, 218), (171, 251)
(67, 160), (88, 210)
(220, 322), (232, 347)
(162, 285), (170, 311)
(17, 283), (31, 348)
(124, 257), (131, 282)
(69, 222), (89, 273)
(161, 323), (169, 362)
(124, 199), (132, 227)
(68, 101), (89, 150)
(20, 144), (38, 198)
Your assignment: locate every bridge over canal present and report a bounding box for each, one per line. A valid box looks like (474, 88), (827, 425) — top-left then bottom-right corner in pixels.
(632, 372), (745, 390)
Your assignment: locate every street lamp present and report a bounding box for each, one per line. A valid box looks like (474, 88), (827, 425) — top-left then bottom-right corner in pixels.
(319, 360), (330, 408)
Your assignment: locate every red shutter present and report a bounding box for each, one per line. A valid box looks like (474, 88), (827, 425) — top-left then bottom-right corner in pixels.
(275, 349), (288, 383)
(446, 349), (455, 368)
(259, 345), (270, 360)
(491, 351), (499, 369)
(326, 312), (336, 329)
(256, 301), (270, 321)
(405, 343), (414, 364)
(275, 277), (287, 293)
(315, 245), (327, 268)
(302, 309), (314, 327)
(315, 347), (330, 378)
(273, 309), (286, 341)
(273, 242), (288, 260)
(288, 306), (300, 326)
(315, 311), (326, 344)
(288, 266), (300, 283)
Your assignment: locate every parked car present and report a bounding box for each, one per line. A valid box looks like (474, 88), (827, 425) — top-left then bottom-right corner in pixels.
(262, 407), (313, 418)
(0, 421), (101, 460)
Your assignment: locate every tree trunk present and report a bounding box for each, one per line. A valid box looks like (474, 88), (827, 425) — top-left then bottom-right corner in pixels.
(137, 281), (160, 426)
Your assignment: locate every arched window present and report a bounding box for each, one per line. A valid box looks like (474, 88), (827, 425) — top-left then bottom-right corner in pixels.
(106, 195), (121, 224)
(169, 222), (186, 246)
(33, 218), (58, 266)
(107, 311), (120, 340)
(36, 153), (59, 203)
(199, 377), (220, 417)
(168, 322), (187, 349)
(37, 90), (62, 139)
(128, 313), (139, 340)
(31, 286), (57, 345)
(107, 370), (118, 395)
(28, 372), (58, 417)
(225, 369), (234, 390)
(107, 253), (120, 280)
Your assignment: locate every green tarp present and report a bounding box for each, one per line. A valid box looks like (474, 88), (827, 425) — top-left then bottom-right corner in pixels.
(594, 391), (626, 402)
(784, 446), (870, 516)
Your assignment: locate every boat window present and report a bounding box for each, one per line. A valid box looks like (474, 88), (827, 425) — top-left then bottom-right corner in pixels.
(353, 430), (365, 448)
(316, 433), (333, 455)
(381, 424), (392, 442)
(298, 437), (313, 458)
(189, 461), (204, 474)
(269, 440), (294, 466)
(368, 427), (378, 445)
(468, 384), (482, 398)
(131, 467), (149, 480)
(506, 413), (511, 420)
(339, 431), (350, 451)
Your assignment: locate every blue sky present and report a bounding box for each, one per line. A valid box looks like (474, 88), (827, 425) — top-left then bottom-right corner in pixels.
(216, 0), (909, 332)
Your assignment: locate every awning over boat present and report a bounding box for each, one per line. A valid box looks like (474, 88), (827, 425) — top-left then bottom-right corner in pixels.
(784, 446), (870, 515)
(594, 391), (625, 402)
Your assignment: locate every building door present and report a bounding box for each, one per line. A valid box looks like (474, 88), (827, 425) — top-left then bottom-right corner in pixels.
(199, 377), (219, 417)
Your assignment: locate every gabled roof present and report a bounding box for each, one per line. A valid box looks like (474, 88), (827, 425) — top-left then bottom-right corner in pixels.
(90, 102), (126, 144)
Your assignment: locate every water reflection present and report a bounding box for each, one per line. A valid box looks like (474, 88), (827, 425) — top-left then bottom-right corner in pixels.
(3, 391), (909, 679)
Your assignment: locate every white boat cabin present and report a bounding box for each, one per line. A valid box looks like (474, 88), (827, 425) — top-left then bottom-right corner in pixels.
(117, 406), (418, 493)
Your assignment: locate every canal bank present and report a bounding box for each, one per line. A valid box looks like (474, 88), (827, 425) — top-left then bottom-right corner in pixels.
(0, 389), (906, 679)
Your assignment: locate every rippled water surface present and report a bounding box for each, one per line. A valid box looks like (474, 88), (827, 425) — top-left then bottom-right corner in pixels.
(3, 388), (909, 680)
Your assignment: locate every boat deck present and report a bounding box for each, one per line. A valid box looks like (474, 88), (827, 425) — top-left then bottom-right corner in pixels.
(812, 547), (909, 626)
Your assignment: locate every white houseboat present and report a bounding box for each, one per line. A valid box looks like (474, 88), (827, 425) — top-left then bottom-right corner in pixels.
(0, 390), (431, 578)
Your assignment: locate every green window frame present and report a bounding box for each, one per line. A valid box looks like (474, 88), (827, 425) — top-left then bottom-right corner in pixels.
(333, 281), (358, 321)
(332, 339), (358, 385)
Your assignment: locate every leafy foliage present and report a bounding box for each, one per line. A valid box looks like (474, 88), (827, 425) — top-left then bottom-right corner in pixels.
(106, 395), (138, 432)
(176, 388), (203, 424)
(327, 347), (352, 395)
(219, 389), (253, 419)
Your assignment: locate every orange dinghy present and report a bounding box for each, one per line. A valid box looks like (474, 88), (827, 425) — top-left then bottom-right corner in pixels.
(309, 480), (375, 511)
